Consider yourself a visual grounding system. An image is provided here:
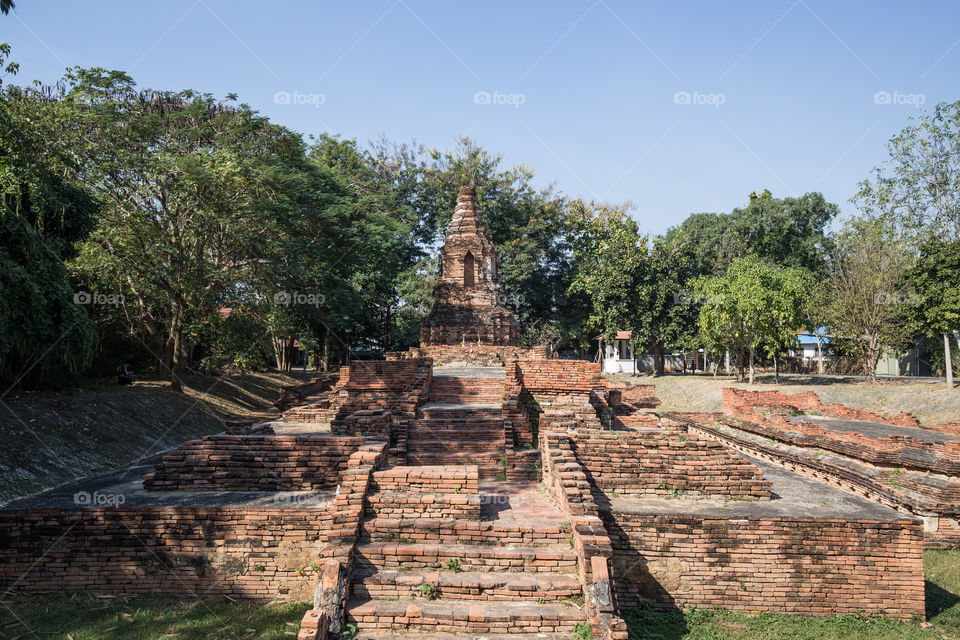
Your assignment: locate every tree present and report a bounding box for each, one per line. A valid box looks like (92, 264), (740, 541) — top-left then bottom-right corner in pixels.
(905, 238), (960, 387)
(855, 100), (960, 241)
(0, 44), (97, 388)
(567, 203), (645, 352)
(694, 255), (812, 384)
(822, 216), (917, 382)
(634, 236), (699, 375)
(667, 190), (837, 275)
(374, 136), (582, 347)
(56, 68), (351, 389)
(309, 134), (418, 355)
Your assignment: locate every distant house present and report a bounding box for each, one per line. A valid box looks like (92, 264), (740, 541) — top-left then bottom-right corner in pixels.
(794, 330), (830, 369)
(598, 331), (636, 373)
(597, 331), (694, 374)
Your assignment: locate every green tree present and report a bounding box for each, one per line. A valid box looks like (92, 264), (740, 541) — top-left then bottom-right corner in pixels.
(905, 238), (960, 386)
(667, 190), (837, 275)
(821, 216), (917, 382)
(855, 100), (960, 241)
(635, 235), (700, 375)
(568, 204), (645, 354)
(55, 68), (351, 389)
(308, 134), (418, 355)
(694, 255), (812, 383)
(0, 45), (97, 388)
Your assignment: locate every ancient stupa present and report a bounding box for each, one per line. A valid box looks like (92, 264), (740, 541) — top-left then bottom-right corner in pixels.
(419, 185), (520, 346)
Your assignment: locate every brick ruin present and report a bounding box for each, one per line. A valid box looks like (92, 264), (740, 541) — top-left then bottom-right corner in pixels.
(0, 186), (936, 638)
(418, 185), (521, 365)
(668, 388), (960, 548)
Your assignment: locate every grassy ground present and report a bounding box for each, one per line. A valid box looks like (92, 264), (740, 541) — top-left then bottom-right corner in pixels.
(0, 371), (316, 505)
(0, 594), (311, 640)
(2, 552), (956, 639)
(606, 372), (960, 425)
(623, 550), (960, 640)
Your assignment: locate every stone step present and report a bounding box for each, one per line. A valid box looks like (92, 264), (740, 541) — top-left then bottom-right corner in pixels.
(404, 453), (506, 478)
(429, 394), (504, 404)
(370, 466), (478, 494)
(346, 598), (584, 633)
(359, 517), (568, 546)
(412, 417), (504, 428)
(365, 491), (481, 520)
(351, 569), (582, 601)
(356, 633), (573, 640)
(354, 542), (578, 573)
(407, 427), (504, 441)
(429, 379), (505, 396)
(419, 406), (503, 420)
(405, 451), (505, 462)
(406, 441), (504, 453)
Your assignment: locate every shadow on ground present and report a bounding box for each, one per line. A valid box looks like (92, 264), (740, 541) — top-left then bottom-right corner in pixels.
(927, 579), (960, 620)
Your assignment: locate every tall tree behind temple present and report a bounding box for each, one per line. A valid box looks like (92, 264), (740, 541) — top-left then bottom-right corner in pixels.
(667, 190), (838, 276)
(372, 137), (582, 346)
(59, 68), (352, 388)
(308, 134), (419, 355)
(0, 44), (97, 387)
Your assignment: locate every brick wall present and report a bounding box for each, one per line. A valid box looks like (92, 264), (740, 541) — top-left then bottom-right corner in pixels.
(142, 435), (366, 491)
(605, 511), (925, 618)
(417, 344), (523, 366)
(540, 429), (629, 640)
(370, 466), (479, 494)
(332, 409), (391, 438)
(569, 430), (771, 500)
(0, 507), (333, 599)
(516, 359), (603, 395)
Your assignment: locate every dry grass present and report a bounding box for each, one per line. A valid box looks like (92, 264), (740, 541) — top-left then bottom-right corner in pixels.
(607, 373), (960, 425)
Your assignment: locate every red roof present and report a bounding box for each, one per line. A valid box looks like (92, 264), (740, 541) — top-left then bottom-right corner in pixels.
(594, 330), (633, 341)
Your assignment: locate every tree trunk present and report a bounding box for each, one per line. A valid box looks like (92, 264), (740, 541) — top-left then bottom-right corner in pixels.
(168, 302), (184, 393)
(321, 328), (331, 372)
(652, 340), (665, 376)
(724, 350), (730, 375)
(774, 352), (780, 385)
(946, 333), (954, 389)
(748, 347), (755, 385)
(285, 337), (295, 373)
(816, 337), (823, 375)
(271, 334), (283, 371)
(865, 336), (879, 383)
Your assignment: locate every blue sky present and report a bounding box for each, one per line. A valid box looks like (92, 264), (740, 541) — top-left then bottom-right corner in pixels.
(5, 1), (958, 234)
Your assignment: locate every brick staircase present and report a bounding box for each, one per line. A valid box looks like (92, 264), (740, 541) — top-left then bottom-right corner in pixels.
(406, 370), (508, 479)
(345, 467), (587, 638)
